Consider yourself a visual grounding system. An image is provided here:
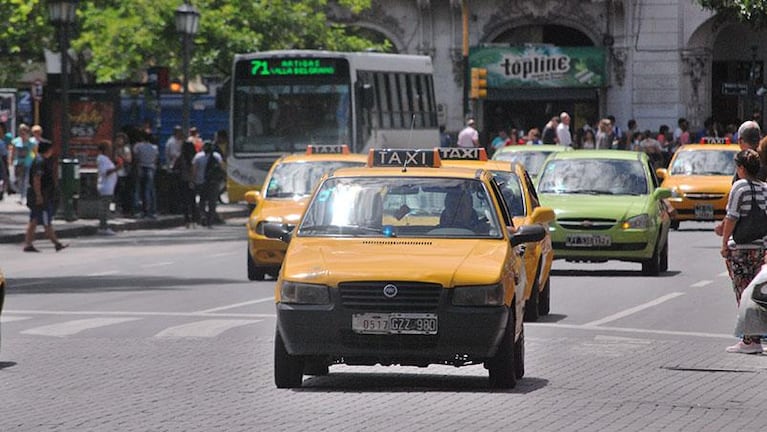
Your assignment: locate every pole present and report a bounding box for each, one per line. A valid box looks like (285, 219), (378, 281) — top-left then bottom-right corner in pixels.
(461, 0), (469, 119)
(60, 23), (71, 159)
(181, 31), (191, 135)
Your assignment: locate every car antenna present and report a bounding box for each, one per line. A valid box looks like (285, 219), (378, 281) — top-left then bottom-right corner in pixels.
(403, 114), (416, 172)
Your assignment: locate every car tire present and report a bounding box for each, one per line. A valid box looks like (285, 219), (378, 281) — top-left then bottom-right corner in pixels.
(247, 248), (265, 281)
(274, 329), (304, 388)
(514, 326), (525, 379)
(538, 278), (551, 316)
(670, 219), (680, 230)
(659, 241), (669, 273)
(641, 242), (661, 276)
(523, 273), (540, 322)
(487, 308), (518, 389)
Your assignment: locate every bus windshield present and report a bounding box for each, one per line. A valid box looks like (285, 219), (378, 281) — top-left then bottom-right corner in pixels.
(233, 83), (351, 155)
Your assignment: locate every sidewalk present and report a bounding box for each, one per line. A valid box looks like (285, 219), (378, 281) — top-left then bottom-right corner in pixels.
(0, 195), (250, 244)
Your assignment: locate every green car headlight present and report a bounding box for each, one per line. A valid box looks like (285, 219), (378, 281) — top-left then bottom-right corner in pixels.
(622, 214), (650, 229)
(280, 282), (330, 305)
(452, 284), (505, 306)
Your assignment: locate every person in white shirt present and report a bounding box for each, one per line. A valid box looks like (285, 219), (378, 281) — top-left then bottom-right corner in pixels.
(456, 119), (479, 148)
(96, 141), (119, 235)
(164, 126), (185, 170)
(556, 112), (572, 147)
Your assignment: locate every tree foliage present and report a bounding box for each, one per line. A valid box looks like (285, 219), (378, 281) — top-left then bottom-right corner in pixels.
(694, 0), (767, 27)
(0, 0), (384, 86)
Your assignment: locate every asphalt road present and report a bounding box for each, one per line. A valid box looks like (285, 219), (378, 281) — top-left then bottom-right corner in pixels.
(2, 219), (766, 431)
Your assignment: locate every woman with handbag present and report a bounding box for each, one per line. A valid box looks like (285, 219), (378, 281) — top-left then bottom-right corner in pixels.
(720, 149), (767, 354)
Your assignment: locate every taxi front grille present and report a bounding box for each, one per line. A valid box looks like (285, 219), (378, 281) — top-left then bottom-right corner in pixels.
(339, 282), (443, 311)
(556, 218), (616, 230)
(684, 193), (725, 200)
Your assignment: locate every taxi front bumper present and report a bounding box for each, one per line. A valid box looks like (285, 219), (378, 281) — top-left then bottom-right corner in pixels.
(666, 196), (727, 222)
(276, 288), (509, 364)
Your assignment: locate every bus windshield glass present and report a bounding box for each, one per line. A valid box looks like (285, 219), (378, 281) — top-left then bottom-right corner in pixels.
(265, 161), (364, 199)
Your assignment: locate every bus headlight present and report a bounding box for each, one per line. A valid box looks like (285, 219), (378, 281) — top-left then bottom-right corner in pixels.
(622, 214), (650, 230)
(280, 282), (330, 305)
(452, 284), (505, 306)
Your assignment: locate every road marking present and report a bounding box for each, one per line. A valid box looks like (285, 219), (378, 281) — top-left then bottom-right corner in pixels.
(197, 297), (274, 314)
(154, 319), (260, 338)
(209, 252), (236, 258)
(87, 271), (120, 277)
(141, 262), (173, 268)
(21, 317), (141, 337)
(8, 281), (46, 288)
(5, 310), (277, 319)
(690, 280), (713, 288)
(582, 292), (686, 327)
(0, 316), (32, 323)
(718, 271), (730, 278)
(527, 322), (733, 340)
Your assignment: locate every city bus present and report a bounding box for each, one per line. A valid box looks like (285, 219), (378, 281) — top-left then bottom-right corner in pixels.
(226, 50), (440, 202)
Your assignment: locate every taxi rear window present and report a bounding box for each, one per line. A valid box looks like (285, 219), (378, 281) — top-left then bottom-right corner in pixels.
(266, 161), (364, 198)
(298, 177), (504, 238)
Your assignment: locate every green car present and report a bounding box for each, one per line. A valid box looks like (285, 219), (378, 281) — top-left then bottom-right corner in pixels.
(537, 150), (672, 275)
(492, 145), (571, 181)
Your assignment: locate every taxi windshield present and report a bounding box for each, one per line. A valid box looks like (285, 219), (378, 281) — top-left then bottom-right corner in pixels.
(538, 159), (649, 195)
(298, 177), (504, 238)
(494, 151), (549, 176)
(265, 161), (364, 198)
(669, 150), (736, 176)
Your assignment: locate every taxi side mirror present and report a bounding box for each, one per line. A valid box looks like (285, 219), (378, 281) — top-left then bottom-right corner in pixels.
(653, 187), (671, 200)
(244, 190), (262, 205)
(263, 222), (292, 244)
(655, 168), (668, 180)
(510, 224), (546, 247)
(530, 206), (555, 225)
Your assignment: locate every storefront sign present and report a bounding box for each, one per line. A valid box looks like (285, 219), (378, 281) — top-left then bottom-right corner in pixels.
(469, 45), (606, 88)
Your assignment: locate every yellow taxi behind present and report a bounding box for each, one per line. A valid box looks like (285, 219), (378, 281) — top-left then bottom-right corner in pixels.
(244, 145), (366, 280)
(439, 148), (555, 322)
(263, 149), (546, 389)
(656, 143), (738, 229)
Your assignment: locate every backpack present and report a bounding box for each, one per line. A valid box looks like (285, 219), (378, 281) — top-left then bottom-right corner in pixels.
(204, 153), (225, 184)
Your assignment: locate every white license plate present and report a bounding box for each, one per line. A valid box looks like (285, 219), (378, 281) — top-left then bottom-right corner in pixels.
(694, 204), (714, 219)
(565, 234), (611, 247)
(351, 313), (438, 335)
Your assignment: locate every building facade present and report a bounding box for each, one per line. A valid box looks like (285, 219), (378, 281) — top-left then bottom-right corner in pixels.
(331, 0), (767, 138)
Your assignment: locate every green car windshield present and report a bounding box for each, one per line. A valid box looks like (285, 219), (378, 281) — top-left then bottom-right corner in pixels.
(538, 159), (649, 195)
(265, 161), (364, 198)
(669, 150), (736, 176)
(494, 151), (550, 176)
(298, 177), (503, 238)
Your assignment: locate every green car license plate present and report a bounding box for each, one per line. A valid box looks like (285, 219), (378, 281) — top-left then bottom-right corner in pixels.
(352, 313), (438, 335)
(565, 234), (611, 247)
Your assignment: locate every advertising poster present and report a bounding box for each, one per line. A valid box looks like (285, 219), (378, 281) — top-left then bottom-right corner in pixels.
(470, 45), (606, 89)
(51, 97), (116, 170)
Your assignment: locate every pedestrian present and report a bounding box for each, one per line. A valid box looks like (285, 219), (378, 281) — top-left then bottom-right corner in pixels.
(164, 125), (185, 171)
(12, 124), (36, 205)
(595, 118), (613, 149)
(22, 140), (68, 253)
(580, 129), (596, 149)
(96, 141), (118, 235)
(192, 141), (223, 228)
(164, 126), (185, 214)
(719, 149), (767, 353)
(541, 117), (559, 144)
(174, 140), (198, 228)
(525, 128), (541, 145)
(490, 129), (510, 153)
(456, 119), (479, 148)
(439, 125), (451, 148)
(113, 132), (133, 217)
(132, 130), (159, 219)
(188, 126), (203, 153)
(0, 123), (9, 200)
(556, 112), (572, 147)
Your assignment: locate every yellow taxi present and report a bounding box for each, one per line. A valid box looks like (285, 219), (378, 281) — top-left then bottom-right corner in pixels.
(656, 143), (738, 229)
(244, 145), (366, 280)
(263, 149), (546, 389)
(439, 148), (555, 322)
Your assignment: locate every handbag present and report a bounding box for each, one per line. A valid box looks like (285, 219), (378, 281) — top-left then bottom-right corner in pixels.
(753, 281), (767, 307)
(732, 181), (767, 244)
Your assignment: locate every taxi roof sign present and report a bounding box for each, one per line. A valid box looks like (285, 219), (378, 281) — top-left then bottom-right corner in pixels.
(367, 149), (441, 168)
(700, 136), (731, 144)
(306, 144), (350, 154)
(437, 147), (488, 161)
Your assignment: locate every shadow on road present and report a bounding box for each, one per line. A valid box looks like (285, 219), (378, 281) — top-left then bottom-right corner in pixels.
(534, 313), (567, 323)
(0, 361), (17, 370)
(296, 373), (549, 393)
(551, 269), (681, 278)
(6, 275), (244, 294)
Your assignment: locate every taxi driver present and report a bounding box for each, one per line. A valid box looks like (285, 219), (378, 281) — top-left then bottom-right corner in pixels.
(440, 189), (485, 232)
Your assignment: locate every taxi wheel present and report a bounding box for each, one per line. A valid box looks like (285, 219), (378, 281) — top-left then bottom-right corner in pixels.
(247, 249), (266, 281)
(538, 278), (551, 316)
(274, 329), (304, 388)
(487, 309), (517, 389)
(523, 277), (540, 322)
(659, 241), (669, 273)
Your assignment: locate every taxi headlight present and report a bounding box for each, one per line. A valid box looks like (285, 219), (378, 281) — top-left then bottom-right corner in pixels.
(280, 282), (330, 305)
(452, 284), (505, 306)
(622, 214), (650, 229)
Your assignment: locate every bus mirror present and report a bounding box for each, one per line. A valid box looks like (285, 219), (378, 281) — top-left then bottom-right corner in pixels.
(361, 83), (375, 110)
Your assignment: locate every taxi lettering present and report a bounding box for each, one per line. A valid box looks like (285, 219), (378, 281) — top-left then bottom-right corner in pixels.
(306, 144), (349, 154)
(700, 137), (730, 144)
(438, 147), (487, 161)
(370, 149), (437, 167)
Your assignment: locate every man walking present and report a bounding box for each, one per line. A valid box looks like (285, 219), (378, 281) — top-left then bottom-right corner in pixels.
(22, 140), (68, 252)
(557, 112), (572, 147)
(132, 131), (159, 219)
(456, 119), (479, 148)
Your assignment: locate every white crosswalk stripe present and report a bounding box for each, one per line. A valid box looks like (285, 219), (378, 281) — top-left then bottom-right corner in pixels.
(0, 316), (32, 323)
(21, 317), (142, 337)
(153, 319), (261, 338)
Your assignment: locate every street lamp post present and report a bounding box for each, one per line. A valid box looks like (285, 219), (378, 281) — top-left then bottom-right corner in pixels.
(175, 1), (200, 136)
(48, 0), (78, 159)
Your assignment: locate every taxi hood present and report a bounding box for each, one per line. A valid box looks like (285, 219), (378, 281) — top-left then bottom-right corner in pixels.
(281, 238), (509, 287)
(540, 193), (650, 220)
(254, 197), (310, 224)
(662, 175), (732, 193)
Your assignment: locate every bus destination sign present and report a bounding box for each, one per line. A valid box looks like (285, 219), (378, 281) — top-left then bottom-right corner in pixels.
(249, 58), (338, 77)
